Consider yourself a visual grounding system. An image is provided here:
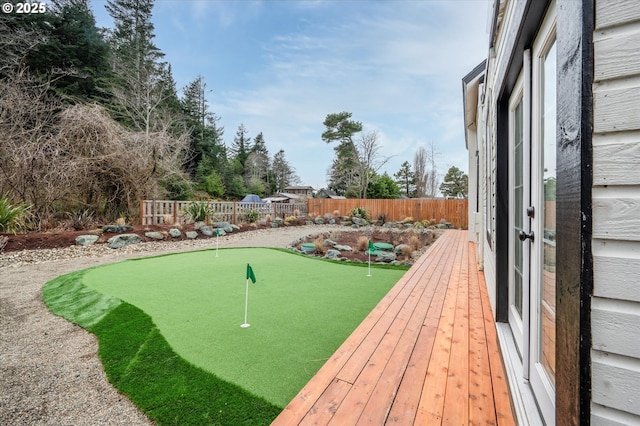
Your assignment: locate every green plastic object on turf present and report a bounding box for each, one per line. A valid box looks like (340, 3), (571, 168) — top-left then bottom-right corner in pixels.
(301, 242), (316, 253)
(373, 242), (394, 251)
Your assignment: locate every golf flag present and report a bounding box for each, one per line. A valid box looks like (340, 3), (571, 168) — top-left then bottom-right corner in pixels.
(215, 228), (221, 237)
(246, 263), (256, 283)
(367, 240), (374, 277)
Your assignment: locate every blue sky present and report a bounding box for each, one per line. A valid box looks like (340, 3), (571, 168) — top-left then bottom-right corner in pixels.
(90, 0), (490, 189)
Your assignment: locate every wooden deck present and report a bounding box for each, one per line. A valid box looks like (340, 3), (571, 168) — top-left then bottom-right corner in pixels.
(272, 230), (515, 425)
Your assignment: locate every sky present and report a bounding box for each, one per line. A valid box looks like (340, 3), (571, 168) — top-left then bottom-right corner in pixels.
(90, 0), (490, 189)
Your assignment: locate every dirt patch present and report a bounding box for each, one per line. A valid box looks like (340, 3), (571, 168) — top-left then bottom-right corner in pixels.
(294, 227), (438, 263)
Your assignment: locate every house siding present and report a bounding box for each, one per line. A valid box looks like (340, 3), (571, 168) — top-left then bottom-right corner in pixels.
(591, 0), (640, 422)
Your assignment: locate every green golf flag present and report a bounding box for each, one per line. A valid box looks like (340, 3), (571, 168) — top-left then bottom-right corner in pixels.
(246, 264), (256, 283)
(215, 228), (221, 237)
(368, 240), (375, 252)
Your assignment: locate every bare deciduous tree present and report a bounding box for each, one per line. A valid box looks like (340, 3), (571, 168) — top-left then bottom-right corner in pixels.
(355, 130), (392, 198)
(413, 141), (440, 198)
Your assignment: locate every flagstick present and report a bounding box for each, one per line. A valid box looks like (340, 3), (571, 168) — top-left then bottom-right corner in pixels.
(215, 232), (219, 257)
(367, 250), (372, 277)
(241, 276), (250, 328)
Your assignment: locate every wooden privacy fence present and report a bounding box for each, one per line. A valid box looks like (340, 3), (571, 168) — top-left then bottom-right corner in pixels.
(140, 198), (468, 228)
(140, 200), (307, 225)
(307, 198), (468, 228)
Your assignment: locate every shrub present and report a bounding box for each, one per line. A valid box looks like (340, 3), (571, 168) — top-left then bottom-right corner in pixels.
(67, 209), (94, 231)
(163, 214), (174, 225)
(313, 238), (325, 254)
(377, 213), (387, 225)
(409, 235), (421, 251)
(284, 215), (297, 224)
(348, 206), (370, 222)
(0, 196), (31, 233)
(245, 209), (259, 223)
(293, 209), (301, 217)
(332, 209), (341, 217)
(400, 244), (414, 258)
(357, 236), (370, 252)
(183, 201), (211, 223)
(402, 216), (414, 223)
(0, 235), (7, 252)
(421, 219), (431, 227)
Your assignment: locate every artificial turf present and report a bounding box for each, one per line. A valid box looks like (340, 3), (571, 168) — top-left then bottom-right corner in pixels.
(43, 247), (406, 425)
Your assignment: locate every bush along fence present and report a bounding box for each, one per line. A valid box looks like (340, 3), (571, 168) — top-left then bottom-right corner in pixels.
(140, 200), (308, 225)
(140, 198), (468, 228)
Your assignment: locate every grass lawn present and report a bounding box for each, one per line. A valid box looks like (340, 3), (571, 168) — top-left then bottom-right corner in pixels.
(44, 248), (406, 425)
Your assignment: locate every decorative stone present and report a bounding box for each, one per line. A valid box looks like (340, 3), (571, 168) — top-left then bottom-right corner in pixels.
(75, 235), (99, 246)
(231, 224), (240, 231)
(324, 239), (337, 247)
(144, 231), (164, 240)
(352, 217), (368, 226)
(375, 251), (397, 262)
(334, 244), (353, 252)
(186, 231), (198, 239)
(169, 228), (181, 238)
(213, 222), (233, 233)
(305, 221), (314, 225)
(314, 217), (325, 225)
(102, 225), (132, 233)
(107, 234), (142, 249)
(274, 217), (284, 225)
(200, 226), (214, 236)
(325, 249), (341, 259)
(193, 221), (206, 230)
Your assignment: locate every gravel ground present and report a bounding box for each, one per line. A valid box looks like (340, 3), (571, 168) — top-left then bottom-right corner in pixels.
(0, 225), (354, 426)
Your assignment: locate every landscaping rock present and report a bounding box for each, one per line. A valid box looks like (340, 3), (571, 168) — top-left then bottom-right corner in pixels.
(75, 235), (99, 246)
(352, 216), (368, 226)
(186, 231), (198, 239)
(325, 249), (341, 259)
(194, 221), (206, 230)
(144, 231), (164, 240)
(324, 239), (337, 247)
(169, 228), (181, 238)
(305, 221), (314, 225)
(274, 217), (284, 225)
(216, 229), (227, 236)
(231, 224), (240, 231)
(314, 217), (325, 225)
(200, 226), (214, 236)
(107, 234), (142, 249)
(375, 251), (397, 262)
(102, 225), (132, 233)
(334, 244), (353, 252)
(214, 222), (234, 233)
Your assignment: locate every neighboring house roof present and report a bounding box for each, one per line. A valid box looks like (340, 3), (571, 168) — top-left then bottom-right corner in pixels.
(275, 192), (304, 200)
(284, 185), (314, 191)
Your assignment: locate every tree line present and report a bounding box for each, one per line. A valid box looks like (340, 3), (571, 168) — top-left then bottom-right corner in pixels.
(0, 0), (299, 229)
(0, 0), (466, 231)
(322, 112), (467, 200)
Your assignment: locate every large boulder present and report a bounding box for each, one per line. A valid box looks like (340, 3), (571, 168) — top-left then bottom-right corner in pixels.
(75, 235), (99, 246)
(324, 239), (337, 247)
(375, 251), (397, 262)
(186, 231), (198, 239)
(334, 244), (353, 252)
(169, 228), (181, 238)
(107, 234), (142, 249)
(314, 216), (325, 225)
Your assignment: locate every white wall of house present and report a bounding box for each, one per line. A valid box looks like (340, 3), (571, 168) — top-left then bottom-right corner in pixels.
(590, 1), (640, 423)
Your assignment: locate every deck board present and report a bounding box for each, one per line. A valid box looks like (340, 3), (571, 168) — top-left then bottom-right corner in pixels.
(272, 230), (516, 426)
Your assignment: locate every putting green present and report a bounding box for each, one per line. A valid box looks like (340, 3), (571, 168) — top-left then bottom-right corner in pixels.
(78, 248), (405, 408)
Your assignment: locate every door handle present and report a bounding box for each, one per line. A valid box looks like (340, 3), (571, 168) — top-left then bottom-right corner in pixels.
(519, 230), (534, 242)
